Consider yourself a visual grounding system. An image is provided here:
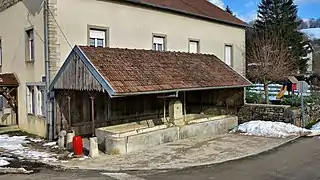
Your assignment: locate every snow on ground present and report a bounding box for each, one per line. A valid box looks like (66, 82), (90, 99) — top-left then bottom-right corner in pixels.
(0, 135), (57, 162)
(232, 121), (311, 138)
(43, 142), (57, 147)
(29, 138), (43, 143)
(0, 159), (10, 167)
(311, 122), (320, 130)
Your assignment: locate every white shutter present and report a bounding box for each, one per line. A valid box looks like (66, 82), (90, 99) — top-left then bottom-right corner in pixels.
(37, 88), (42, 115)
(225, 45), (232, 66)
(189, 41), (198, 53)
(153, 37), (164, 44)
(89, 30), (105, 39)
(0, 39), (2, 66)
(27, 87), (32, 114)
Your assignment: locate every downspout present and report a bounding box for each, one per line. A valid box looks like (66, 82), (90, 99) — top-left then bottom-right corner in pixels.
(44, 0), (52, 140)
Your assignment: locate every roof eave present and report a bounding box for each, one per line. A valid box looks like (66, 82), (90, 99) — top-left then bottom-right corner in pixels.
(106, 0), (247, 28)
(111, 84), (252, 98)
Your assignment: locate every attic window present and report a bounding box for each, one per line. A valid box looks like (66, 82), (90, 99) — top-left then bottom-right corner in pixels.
(153, 35), (166, 51)
(89, 29), (106, 47)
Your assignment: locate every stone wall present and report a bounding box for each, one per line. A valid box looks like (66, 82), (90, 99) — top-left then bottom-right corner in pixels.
(306, 104), (320, 122)
(237, 103), (320, 127)
(237, 104), (295, 124)
(0, 0), (21, 12)
(47, 0), (60, 82)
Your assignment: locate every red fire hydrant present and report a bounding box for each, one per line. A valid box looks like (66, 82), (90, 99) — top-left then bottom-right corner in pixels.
(72, 136), (83, 158)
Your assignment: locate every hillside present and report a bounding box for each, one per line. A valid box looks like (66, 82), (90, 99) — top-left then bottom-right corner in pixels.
(300, 28), (320, 40)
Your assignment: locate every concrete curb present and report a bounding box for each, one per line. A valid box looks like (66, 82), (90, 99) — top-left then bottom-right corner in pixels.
(46, 135), (301, 172)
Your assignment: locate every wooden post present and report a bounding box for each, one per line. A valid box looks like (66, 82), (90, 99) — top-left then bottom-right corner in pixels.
(163, 99), (166, 122)
(67, 96), (71, 132)
(90, 96), (95, 137)
(184, 91), (186, 122)
(107, 96), (111, 121)
(200, 92), (203, 113)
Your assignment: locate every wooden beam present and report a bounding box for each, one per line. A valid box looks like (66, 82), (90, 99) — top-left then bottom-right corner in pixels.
(0, 86), (18, 112)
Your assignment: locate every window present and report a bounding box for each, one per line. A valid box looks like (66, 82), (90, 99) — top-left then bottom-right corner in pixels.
(27, 85), (45, 116)
(26, 29), (35, 61)
(153, 35), (165, 51)
(224, 45), (233, 66)
(89, 29), (106, 47)
(189, 40), (199, 53)
(0, 38), (2, 66)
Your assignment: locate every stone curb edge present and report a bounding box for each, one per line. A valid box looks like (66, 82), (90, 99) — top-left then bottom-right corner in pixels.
(46, 135), (302, 172)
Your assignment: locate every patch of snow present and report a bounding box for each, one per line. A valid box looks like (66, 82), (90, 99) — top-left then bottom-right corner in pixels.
(42, 157), (58, 162)
(232, 121), (311, 138)
(311, 122), (320, 130)
(0, 135), (57, 162)
(0, 167), (33, 174)
(0, 135), (26, 150)
(11, 150), (54, 160)
(67, 153), (74, 158)
(0, 157), (14, 161)
(29, 138), (43, 143)
(43, 142), (57, 147)
(79, 156), (89, 161)
(0, 159), (9, 167)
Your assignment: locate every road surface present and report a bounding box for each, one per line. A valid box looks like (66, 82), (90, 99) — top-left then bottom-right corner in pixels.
(1, 137), (320, 180)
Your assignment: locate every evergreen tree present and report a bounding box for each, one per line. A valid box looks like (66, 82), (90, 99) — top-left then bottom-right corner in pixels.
(225, 6), (233, 15)
(254, 0), (310, 74)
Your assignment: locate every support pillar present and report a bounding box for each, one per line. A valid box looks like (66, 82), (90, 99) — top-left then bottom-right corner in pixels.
(89, 137), (99, 158)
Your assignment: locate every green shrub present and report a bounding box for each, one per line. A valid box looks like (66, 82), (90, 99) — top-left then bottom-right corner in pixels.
(246, 91), (264, 104)
(281, 95), (300, 107)
(305, 119), (319, 129)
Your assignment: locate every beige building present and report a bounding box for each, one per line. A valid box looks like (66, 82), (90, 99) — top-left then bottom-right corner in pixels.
(0, 0), (247, 137)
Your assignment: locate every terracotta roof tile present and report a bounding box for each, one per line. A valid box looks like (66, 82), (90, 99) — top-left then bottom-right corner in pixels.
(138, 0), (247, 27)
(79, 46), (251, 95)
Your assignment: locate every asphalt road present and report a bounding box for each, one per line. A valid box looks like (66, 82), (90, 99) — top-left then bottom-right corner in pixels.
(1, 137), (320, 180)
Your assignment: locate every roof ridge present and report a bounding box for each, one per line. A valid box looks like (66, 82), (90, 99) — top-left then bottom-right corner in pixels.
(79, 45), (218, 58)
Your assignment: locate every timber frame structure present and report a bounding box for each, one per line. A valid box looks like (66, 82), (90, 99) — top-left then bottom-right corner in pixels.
(49, 46), (252, 137)
(0, 73), (19, 124)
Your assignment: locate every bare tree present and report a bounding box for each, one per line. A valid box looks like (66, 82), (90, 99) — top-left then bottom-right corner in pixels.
(246, 31), (295, 104)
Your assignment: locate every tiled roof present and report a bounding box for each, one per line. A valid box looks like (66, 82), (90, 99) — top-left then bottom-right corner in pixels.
(79, 46), (251, 95)
(128, 0), (247, 27)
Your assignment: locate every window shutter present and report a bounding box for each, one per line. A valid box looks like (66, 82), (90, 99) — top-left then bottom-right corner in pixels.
(153, 37), (164, 44)
(225, 45), (232, 66)
(189, 41), (198, 53)
(89, 30), (105, 39)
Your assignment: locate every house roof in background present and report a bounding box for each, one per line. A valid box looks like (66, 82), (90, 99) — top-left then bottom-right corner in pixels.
(76, 46), (251, 96)
(122, 0), (247, 27)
